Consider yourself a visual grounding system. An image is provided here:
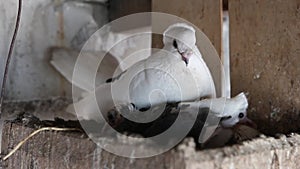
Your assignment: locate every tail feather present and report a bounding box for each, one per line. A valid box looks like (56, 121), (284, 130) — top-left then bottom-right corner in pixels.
(50, 47), (122, 92)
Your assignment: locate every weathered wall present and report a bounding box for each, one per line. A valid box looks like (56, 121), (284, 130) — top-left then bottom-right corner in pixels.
(229, 0), (300, 134)
(0, 0), (108, 101)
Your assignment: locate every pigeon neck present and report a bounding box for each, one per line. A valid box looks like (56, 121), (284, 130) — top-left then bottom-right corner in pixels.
(163, 44), (181, 57)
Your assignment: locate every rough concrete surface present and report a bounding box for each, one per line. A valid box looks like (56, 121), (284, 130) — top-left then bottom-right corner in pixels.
(1, 100), (300, 169)
(1, 121), (300, 169)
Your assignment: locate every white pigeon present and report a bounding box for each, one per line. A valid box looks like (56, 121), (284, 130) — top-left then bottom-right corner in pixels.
(178, 92), (254, 144)
(179, 92), (250, 127)
(68, 23), (216, 121)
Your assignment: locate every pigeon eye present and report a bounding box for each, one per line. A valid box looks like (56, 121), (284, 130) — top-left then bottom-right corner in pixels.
(238, 113), (244, 118)
(173, 40), (178, 49)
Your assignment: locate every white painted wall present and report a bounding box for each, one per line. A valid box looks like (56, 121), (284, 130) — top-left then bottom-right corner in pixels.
(0, 0), (152, 101)
(0, 0), (108, 101)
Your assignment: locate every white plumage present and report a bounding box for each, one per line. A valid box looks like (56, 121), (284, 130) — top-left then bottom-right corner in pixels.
(51, 23), (252, 132)
(180, 92), (249, 127)
(50, 48), (122, 93)
(68, 23), (216, 120)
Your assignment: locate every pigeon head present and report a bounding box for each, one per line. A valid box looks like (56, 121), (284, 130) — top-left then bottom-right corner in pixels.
(220, 93), (255, 128)
(163, 23), (197, 65)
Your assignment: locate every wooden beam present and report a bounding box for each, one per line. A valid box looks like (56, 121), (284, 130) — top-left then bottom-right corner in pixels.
(108, 0), (151, 31)
(152, 0), (222, 56)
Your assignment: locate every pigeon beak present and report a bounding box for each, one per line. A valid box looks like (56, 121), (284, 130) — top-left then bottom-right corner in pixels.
(238, 117), (257, 129)
(180, 52), (192, 66)
(181, 55), (189, 65)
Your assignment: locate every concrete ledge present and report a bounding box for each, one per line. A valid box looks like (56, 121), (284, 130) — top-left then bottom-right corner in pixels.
(1, 120), (300, 169)
(1, 100), (299, 168)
